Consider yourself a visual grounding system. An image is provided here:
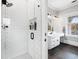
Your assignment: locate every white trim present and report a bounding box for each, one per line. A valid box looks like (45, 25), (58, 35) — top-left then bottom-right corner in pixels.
(61, 39), (78, 47)
(65, 34), (78, 37)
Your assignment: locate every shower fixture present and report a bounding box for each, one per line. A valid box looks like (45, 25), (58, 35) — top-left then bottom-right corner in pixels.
(2, 0), (13, 7)
(72, 0), (77, 3)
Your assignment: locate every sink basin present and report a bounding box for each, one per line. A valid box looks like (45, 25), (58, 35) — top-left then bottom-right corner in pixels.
(48, 32), (64, 38)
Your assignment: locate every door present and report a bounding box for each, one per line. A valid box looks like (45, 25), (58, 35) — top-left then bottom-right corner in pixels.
(28, 0), (48, 59)
(41, 0), (48, 59)
(1, 0), (28, 59)
(1, 5), (6, 59)
(28, 0), (42, 59)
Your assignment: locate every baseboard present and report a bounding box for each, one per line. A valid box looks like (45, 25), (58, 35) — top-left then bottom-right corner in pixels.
(61, 40), (78, 47)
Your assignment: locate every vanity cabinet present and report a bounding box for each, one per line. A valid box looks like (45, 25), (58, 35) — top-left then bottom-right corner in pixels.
(48, 36), (60, 49)
(48, 32), (64, 50)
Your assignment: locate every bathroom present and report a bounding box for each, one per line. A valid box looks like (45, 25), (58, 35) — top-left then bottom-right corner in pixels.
(47, 0), (78, 58)
(1, 0), (78, 59)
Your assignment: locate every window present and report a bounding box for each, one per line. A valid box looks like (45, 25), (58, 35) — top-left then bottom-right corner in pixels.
(66, 16), (78, 35)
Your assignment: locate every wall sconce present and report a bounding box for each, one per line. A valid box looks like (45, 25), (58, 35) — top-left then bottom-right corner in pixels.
(2, 0), (13, 7)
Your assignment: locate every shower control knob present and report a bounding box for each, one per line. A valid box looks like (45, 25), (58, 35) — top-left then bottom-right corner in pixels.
(44, 39), (46, 42)
(1, 25), (8, 29)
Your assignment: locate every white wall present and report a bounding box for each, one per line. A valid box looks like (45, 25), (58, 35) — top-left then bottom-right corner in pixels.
(59, 5), (78, 17)
(59, 5), (78, 46)
(2, 0), (48, 59)
(53, 17), (63, 33)
(2, 0), (28, 59)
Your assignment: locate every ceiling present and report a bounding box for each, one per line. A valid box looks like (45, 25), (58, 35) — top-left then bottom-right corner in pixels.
(48, 0), (78, 11)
